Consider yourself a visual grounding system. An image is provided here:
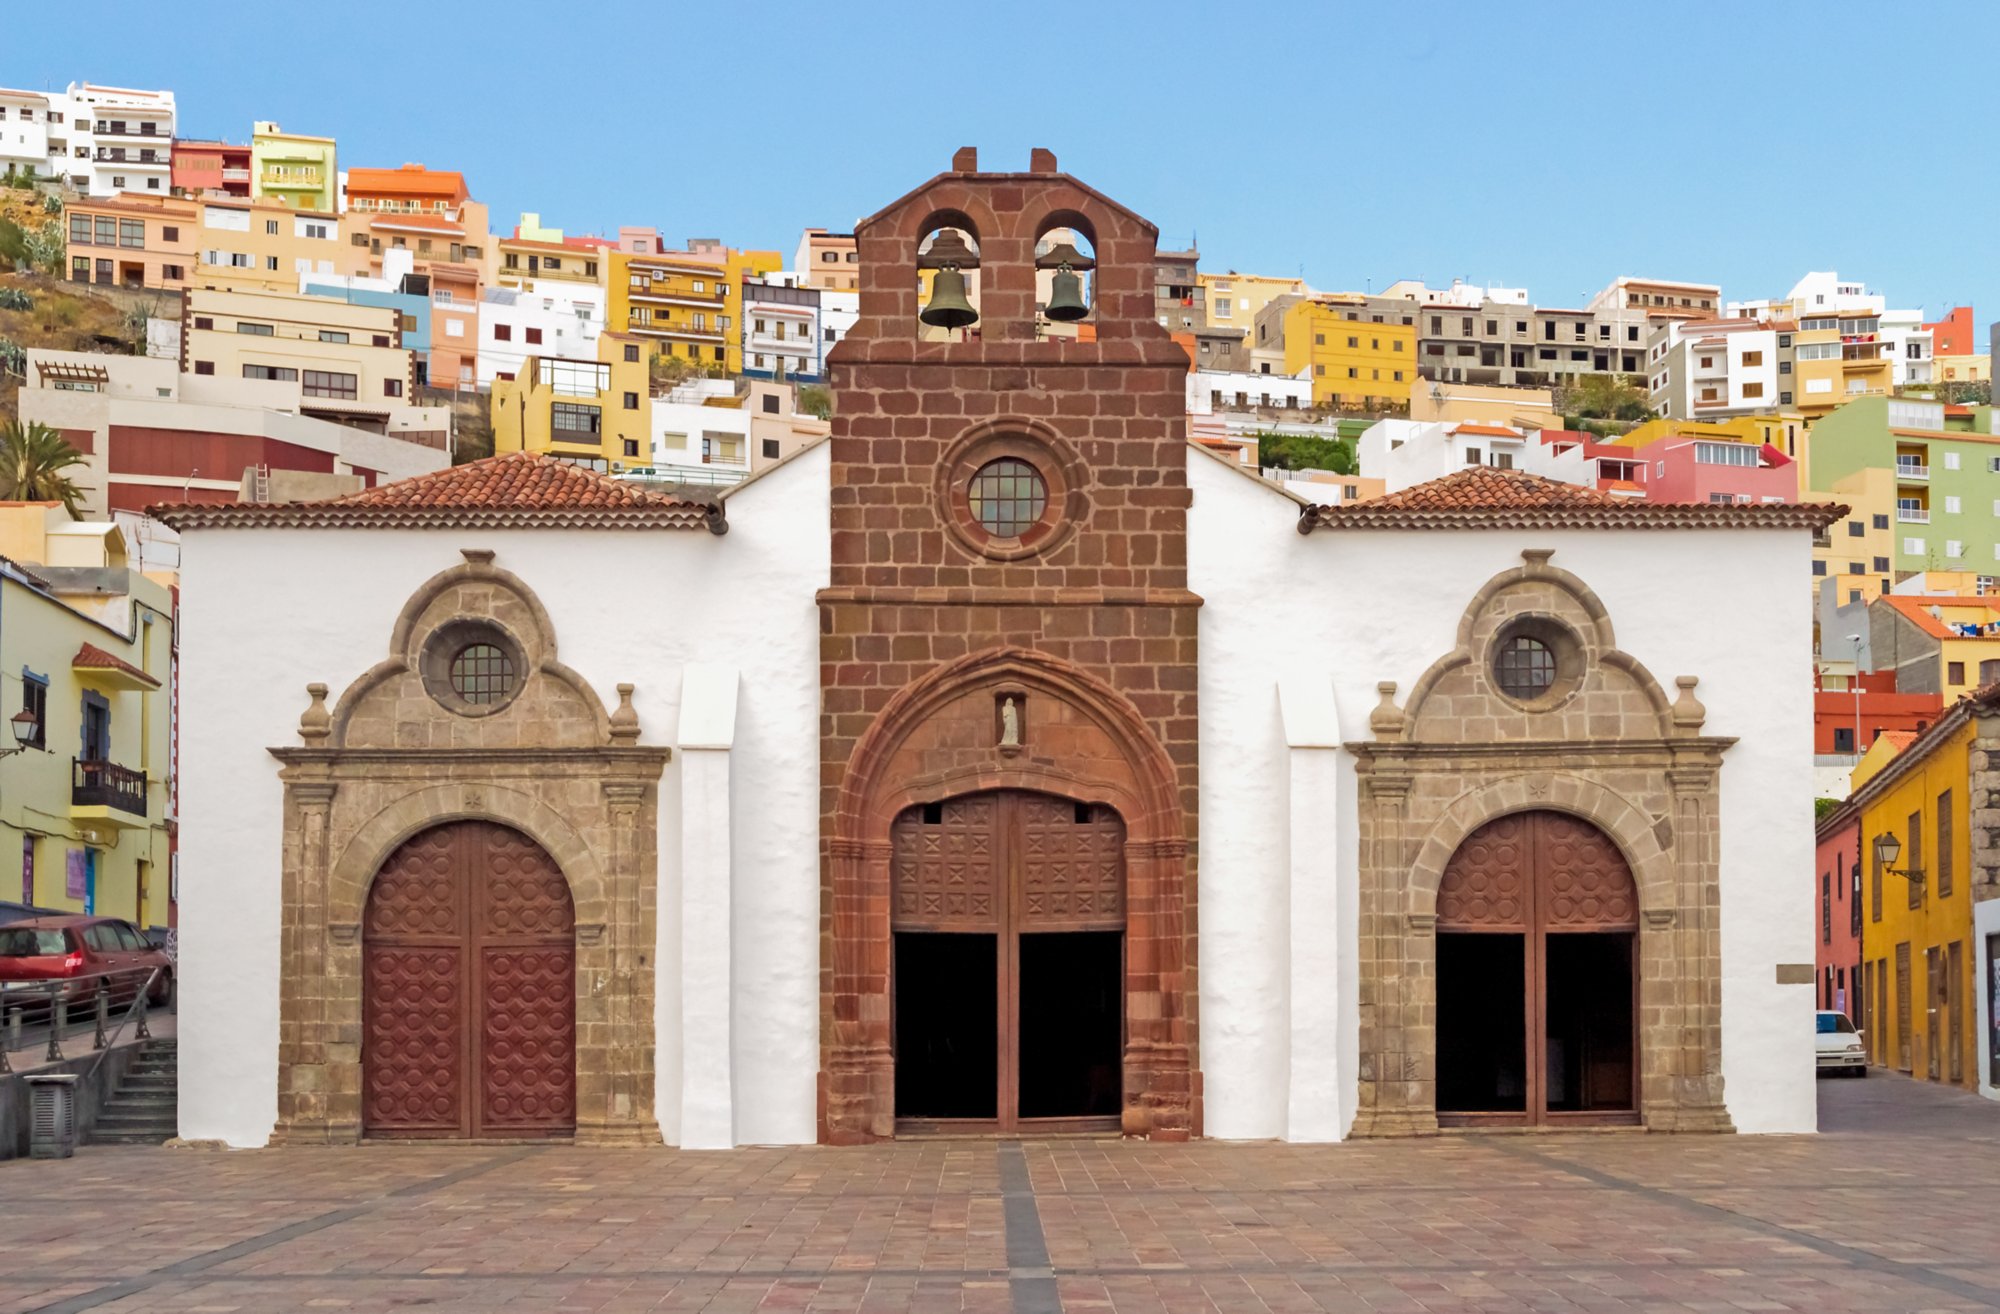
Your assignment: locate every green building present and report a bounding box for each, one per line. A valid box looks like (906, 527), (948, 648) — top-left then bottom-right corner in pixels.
(1808, 396), (2000, 575)
(250, 121), (337, 214)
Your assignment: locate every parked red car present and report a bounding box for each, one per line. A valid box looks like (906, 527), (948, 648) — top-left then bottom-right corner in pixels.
(0, 915), (173, 1014)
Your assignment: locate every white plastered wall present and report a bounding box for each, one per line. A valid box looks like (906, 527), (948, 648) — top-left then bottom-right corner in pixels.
(1975, 899), (2000, 1103)
(176, 444), (828, 1148)
(1188, 448), (1818, 1138)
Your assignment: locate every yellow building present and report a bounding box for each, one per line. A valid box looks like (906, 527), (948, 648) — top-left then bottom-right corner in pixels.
(1852, 703), (1979, 1087)
(191, 196), (361, 294)
(1282, 298), (1416, 410)
(496, 234), (609, 293)
(492, 332), (652, 469)
(0, 508), (174, 929)
(1936, 354), (1991, 385)
(609, 246), (777, 376)
(250, 121), (338, 214)
(1794, 310), (1894, 421)
(1808, 466), (1896, 608)
(1202, 271), (1308, 336)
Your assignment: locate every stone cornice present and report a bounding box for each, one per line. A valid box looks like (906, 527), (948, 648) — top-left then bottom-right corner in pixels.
(271, 746), (671, 770)
(1347, 736), (1735, 764)
(817, 585), (1203, 608)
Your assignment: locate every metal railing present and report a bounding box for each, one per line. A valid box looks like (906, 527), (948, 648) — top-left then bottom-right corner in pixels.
(73, 759), (146, 816)
(0, 965), (166, 1074)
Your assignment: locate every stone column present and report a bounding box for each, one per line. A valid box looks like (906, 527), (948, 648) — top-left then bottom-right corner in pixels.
(1661, 759), (1732, 1132)
(275, 776), (339, 1142)
(824, 835), (894, 1143)
(583, 777), (655, 1146)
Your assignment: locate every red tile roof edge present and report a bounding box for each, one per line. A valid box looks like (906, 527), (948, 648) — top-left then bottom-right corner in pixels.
(1300, 467), (1844, 531)
(73, 642), (161, 687)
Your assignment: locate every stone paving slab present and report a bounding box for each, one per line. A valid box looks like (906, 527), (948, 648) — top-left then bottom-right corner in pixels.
(2, 1074), (1998, 1312)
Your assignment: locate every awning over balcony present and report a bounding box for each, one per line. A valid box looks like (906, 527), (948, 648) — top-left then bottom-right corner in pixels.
(72, 642), (159, 691)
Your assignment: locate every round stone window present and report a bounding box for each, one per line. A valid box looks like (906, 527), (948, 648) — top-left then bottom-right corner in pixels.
(1493, 634), (1556, 700)
(449, 642), (516, 705)
(968, 458), (1048, 538)
(419, 620), (527, 716)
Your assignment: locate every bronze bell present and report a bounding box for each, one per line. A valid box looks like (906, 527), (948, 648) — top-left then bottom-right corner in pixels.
(919, 230), (980, 329)
(922, 266), (978, 329)
(1036, 240), (1094, 323)
(1044, 267), (1088, 322)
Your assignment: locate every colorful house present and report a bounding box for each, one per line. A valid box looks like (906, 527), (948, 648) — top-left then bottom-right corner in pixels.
(1814, 801), (1863, 1022)
(1849, 696), (1982, 1087)
(1808, 396), (2000, 577)
(250, 122), (338, 214)
(1870, 594), (2000, 701)
(491, 332), (652, 469)
(1280, 297), (1417, 411)
(0, 507), (174, 930)
(170, 139), (250, 198)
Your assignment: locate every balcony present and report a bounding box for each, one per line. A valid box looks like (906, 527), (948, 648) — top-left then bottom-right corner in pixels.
(220, 167), (250, 182)
(93, 123), (167, 140)
(1898, 508), (1931, 524)
(93, 148), (167, 165)
(1896, 460), (1928, 481)
(629, 288), (726, 310)
(72, 758), (147, 826)
(628, 316), (723, 340)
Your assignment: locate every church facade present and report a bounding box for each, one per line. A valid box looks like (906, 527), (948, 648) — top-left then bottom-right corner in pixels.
(168, 152), (1833, 1148)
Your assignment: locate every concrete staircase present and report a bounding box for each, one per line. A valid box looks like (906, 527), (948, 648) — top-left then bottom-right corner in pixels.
(91, 1038), (177, 1145)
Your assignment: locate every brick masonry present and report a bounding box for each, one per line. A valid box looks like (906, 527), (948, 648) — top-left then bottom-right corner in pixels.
(816, 151), (1202, 1142)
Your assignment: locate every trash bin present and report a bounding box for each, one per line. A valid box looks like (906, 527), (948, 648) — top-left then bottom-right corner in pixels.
(25, 1073), (79, 1159)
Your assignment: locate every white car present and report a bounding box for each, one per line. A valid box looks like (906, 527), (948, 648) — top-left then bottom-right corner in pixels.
(1815, 1010), (1867, 1077)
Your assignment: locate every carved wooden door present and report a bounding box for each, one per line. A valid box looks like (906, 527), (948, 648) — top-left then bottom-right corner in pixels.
(890, 790), (1126, 1131)
(1435, 810), (1638, 1126)
(363, 821), (576, 1139)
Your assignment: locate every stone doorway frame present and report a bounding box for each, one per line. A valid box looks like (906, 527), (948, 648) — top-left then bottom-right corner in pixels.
(268, 550), (668, 1145)
(821, 646), (1196, 1143)
(1349, 550), (1735, 1135)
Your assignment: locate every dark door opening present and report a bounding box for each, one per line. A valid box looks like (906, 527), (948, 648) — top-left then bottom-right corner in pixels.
(893, 932), (997, 1120)
(1437, 933), (1526, 1113)
(1434, 811), (1640, 1126)
(889, 791), (1128, 1133)
(1544, 932), (1635, 1113)
(1018, 931), (1122, 1119)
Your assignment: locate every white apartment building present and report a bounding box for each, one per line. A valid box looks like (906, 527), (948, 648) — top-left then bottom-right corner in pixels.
(0, 89), (54, 180)
(742, 272), (823, 382)
(1726, 272), (1932, 390)
(1357, 418), (1593, 491)
(478, 286), (605, 388)
(1190, 366), (1314, 416)
(19, 84), (177, 196)
(821, 288), (858, 355)
(1646, 319), (1782, 420)
(1380, 278), (1531, 307)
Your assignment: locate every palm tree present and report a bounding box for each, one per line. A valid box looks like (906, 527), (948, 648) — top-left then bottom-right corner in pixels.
(0, 419), (88, 518)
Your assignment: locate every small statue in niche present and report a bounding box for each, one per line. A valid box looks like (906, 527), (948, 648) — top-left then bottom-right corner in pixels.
(999, 696), (1021, 748)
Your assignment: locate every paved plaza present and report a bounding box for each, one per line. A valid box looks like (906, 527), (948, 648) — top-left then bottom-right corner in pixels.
(3, 1075), (1998, 1313)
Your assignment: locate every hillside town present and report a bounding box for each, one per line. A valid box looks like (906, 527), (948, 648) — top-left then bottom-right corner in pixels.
(2, 54), (2000, 1313)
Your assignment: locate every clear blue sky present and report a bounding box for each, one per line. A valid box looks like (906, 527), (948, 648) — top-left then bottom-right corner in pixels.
(10, 1), (1997, 327)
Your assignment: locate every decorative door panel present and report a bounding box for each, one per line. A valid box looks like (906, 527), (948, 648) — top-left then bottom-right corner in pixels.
(363, 821), (576, 1139)
(1018, 796), (1125, 930)
(1437, 813), (1531, 930)
(892, 795), (1000, 929)
(1537, 813), (1638, 931)
(362, 945), (464, 1136)
(480, 945), (577, 1132)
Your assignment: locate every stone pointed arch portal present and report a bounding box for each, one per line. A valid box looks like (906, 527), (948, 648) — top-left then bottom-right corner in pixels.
(820, 646), (1196, 1143)
(1349, 549), (1736, 1136)
(268, 549), (669, 1145)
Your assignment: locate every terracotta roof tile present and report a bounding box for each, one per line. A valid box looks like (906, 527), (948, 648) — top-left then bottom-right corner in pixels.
(1300, 467), (1843, 531)
(72, 642), (161, 688)
(152, 452), (724, 532)
(1450, 423), (1520, 437)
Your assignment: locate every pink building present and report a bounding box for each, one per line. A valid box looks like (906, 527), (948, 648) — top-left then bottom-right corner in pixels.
(1814, 804), (1864, 1024)
(170, 140), (251, 198)
(1626, 433), (1796, 503)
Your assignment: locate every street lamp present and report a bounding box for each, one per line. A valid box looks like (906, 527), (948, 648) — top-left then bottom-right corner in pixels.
(1874, 831), (1925, 888)
(0, 710), (39, 757)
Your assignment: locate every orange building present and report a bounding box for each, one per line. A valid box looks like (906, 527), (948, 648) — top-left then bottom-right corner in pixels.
(1923, 306), (1976, 358)
(340, 165), (492, 389)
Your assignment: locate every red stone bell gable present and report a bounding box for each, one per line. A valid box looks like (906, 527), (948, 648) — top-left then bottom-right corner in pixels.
(824, 146), (1195, 596)
(840, 146), (1167, 344)
(817, 150), (1203, 1144)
